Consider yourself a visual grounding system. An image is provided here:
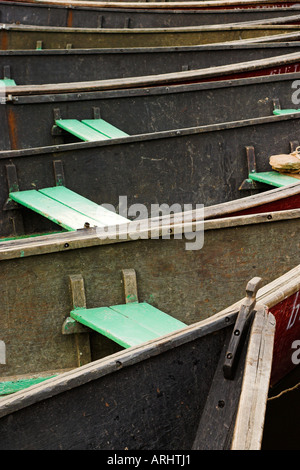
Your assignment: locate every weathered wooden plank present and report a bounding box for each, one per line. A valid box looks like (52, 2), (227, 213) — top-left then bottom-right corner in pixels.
(71, 306), (160, 348)
(9, 190), (97, 231)
(249, 171), (300, 187)
(3, 0), (300, 29)
(2, 22), (300, 50)
(82, 119), (129, 138)
(231, 308), (276, 450)
(55, 119), (109, 141)
(110, 302), (186, 335)
(39, 186), (129, 225)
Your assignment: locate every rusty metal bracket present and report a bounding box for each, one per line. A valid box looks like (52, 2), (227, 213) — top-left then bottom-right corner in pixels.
(223, 276), (262, 380)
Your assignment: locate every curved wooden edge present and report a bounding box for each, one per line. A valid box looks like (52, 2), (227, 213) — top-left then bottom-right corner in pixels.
(1, 207), (300, 260)
(4, 49), (300, 96)
(8, 0), (300, 10)
(231, 306), (276, 450)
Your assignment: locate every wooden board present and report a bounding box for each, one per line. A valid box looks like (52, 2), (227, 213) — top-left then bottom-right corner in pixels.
(55, 119), (109, 142)
(71, 302), (186, 348)
(9, 186), (129, 231)
(1, 22), (300, 50)
(0, 211), (298, 385)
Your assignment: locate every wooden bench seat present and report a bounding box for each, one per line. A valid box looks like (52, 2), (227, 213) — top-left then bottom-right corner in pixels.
(273, 109), (300, 116)
(9, 186), (129, 231)
(55, 118), (129, 142)
(0, 79), (16, 87)
(71, 302), (186, 348)
(248, 171), (300, 188)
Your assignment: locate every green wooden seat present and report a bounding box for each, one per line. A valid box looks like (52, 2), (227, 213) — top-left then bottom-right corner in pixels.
(55, 118), (129, 142)
(249, 171), (300, 188)
(70, 302), (186, 348)
(55, 119), (109, 142)
(0, 79), (16, 87)
(82, 119), (129, 139)
(273, 109), (300, 116)
(9, 186), (129, 231)
(0, 375), (57, 397)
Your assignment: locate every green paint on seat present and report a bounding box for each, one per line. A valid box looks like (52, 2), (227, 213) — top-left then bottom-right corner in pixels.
(82, 119), (129, 139)
(70, 302), (186, 349)
(55, 119), (109, 142)
(9, 187), (129, 231)
(273, 109), (300, 115)
(0, 79), (16, 87)
(39, 186), (128, 226)
(0, 375), (56, 396)
(249, 171), (299, 187)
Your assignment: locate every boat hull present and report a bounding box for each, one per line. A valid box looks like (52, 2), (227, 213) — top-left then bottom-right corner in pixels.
(2, 44), (300, 85)
(0, 212), (299, 387)
(1, 113), (300, 238)
(1, 23), (300, 49)
(0, 302), (276, 450)
(2, 0), (300, 28)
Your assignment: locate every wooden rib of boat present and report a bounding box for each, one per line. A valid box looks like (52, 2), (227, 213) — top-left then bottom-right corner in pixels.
(0, 209), (299, 394)
(2, 42), (300, 85)
(2, 53), (300, 150)
(0, 293), (275, 450)
(1, 20), (300, 49)
(2, 0), (300, 28)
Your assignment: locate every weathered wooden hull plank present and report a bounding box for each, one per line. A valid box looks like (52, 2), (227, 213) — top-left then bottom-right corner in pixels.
(0, 302), (276, 449)
(2, 0), (300, 28)
(2, 22), (300, 49)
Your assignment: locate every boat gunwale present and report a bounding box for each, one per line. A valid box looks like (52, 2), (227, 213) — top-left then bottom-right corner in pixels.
(0, 206), (300, 260)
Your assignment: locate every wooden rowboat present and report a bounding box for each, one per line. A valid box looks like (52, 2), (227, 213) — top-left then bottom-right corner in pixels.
(2, 0), (300, 28)
(2, 53), (300, 150)
(1, 20), (300, 49)
(2, 42), (300, 85)
(1, 109), (300, 238)
(0, 286), (275, 450)
(0, 205), (299, 392)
